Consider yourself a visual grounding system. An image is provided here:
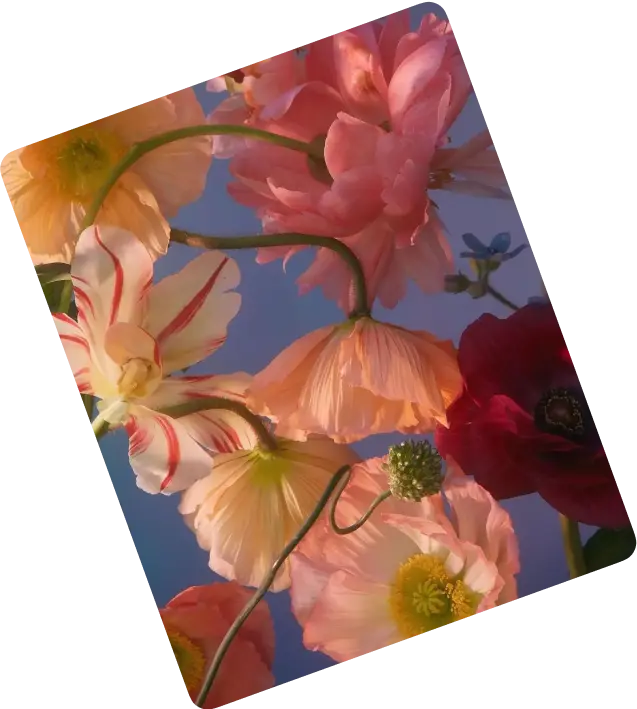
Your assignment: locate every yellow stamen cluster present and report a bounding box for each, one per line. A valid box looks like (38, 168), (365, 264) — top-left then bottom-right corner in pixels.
(165, 627), (207, 695)
(55, 128), (126, 201)
(389, 553), (480, 638)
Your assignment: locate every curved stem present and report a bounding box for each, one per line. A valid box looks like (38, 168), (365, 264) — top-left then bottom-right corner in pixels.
(57, 279), (73, 314)
(38, 272), (72, 287)
(159, 396), (278, 451)
(559, 514), (587, 578)
(81, 393), (94, 420)
(91, 413), (110, 440)
(486, 285), (520, 312)
(195, 464), (352, 707)
(81, 124), (321, 230)
(171, 228), (370, 318)
(329, 468), (391, 535)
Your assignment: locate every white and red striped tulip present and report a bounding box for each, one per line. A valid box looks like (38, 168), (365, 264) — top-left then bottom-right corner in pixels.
(54, 225), (255, 494)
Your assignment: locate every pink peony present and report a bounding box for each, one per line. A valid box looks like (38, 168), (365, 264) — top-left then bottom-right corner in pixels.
(289, 457), (519, 661)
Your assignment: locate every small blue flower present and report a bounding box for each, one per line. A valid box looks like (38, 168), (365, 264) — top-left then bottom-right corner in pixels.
(460, 232), (528, 263)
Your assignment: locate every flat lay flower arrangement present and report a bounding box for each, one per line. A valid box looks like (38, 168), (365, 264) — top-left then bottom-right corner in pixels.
(3, 5), (634, 708)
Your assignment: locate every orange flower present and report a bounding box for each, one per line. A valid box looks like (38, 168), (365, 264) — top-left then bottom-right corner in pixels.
(248, 316), (462, 443)
(160, 582), (275, 708)
(2, 89), (211, 265)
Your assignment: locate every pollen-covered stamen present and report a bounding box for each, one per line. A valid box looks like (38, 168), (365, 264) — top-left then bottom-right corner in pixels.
(389, 553), (481, 638)
(534, 387), (589, 441)
(117, 358), (158, 398)
(55, 128), (126, 201)
(165, 626), (207, 695)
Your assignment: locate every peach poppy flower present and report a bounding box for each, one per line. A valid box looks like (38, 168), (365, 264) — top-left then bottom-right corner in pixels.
(54, 224), (252, 493)
(247, 317), (462, 444)
(160, 582), (275, 708)
(289, 457), (519, 661)
(179, 435), (360, 591)
(2, 88), (211, 265)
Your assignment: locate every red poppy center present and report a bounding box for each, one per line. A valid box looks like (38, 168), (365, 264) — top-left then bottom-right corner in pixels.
(534, 387), (586, 441)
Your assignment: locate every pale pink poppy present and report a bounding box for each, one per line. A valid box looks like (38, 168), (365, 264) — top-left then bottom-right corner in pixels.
(54, 224), (253, 494)
(2, 89), (211, 265)
(289, 457), (519, 661)
(247, 316), (462, 444)
(180, 435), (360, 591)
(160, 581), (275, 708)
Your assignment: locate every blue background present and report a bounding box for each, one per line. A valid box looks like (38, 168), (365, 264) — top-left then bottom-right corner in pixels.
(98, 1), (597, 689)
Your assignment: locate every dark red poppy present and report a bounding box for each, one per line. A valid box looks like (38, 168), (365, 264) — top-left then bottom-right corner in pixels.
(435, 302), (629, 528)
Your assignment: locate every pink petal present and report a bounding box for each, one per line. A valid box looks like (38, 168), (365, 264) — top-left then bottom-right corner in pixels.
(323, 113), (383, 176)
(208, 94), (254, 159)
(125, 409), (213, 494)
(398, 212), (454, 294)
(303, 570), (398, 662)
(53, 313), (93, 394)
(318, 167), (384, 228)
(143, 251), (241, 373)
(71, 225), (153, 349)
(378, 10), (411, 78)
(443, 460), (520, 604)
(388, 39), (448, 125)
(259, 82), (344, 142)
(332, 32), (387, 125)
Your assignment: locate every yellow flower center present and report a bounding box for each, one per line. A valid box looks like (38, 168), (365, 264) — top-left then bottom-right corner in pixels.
(117, 357), (161, 399)
(388, 553), (481, 638)
(165, 627), (206, 695)
(248, 447), (292, 489)
(55, 127), (126, 201)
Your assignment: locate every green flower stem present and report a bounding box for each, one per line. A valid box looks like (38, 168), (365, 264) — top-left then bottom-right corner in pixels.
(81, 393), (94, 420)
(486, 284), (520, 311)
(195, 464), (352, 708)
(171, 228), (370, 318)
(38, 272), (72, 287)
(159, 396), (278, 451)
(329, 467), (391, 535)
(58, 279), (73, 314)
(559, 514), (587, 578)
(81, 124), (322, 231)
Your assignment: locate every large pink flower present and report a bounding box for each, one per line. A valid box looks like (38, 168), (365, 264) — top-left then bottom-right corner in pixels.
(210, 12), (472, 143)
(231, 107), (453, 310)
(289, 457), (519, 661)
(54, 225), (253, 494)
(160, 582), (275, 708)
(213, 13), (508, 309)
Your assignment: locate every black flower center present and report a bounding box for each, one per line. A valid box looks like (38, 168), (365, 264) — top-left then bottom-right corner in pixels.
(534, 387), (590, 442)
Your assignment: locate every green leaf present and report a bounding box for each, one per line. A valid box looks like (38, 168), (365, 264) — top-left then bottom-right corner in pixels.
(80, 394), (93, 421)
(583, 525), (636, 572)
(33, 263), (73, 313)
(40, 281), (73, 313)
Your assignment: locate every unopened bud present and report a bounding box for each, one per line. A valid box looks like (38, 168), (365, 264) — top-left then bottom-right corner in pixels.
(385, 440), (444, 502)
(444, 273), (471, 294)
